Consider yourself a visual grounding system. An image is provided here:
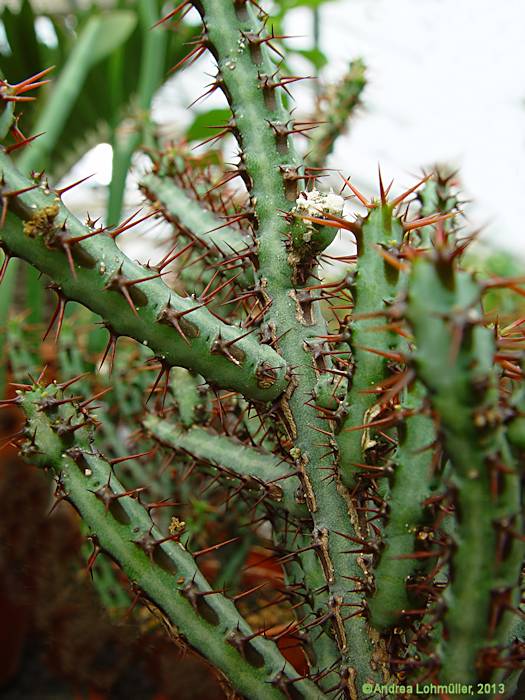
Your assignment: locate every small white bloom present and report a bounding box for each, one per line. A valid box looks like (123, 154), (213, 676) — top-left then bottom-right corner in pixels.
(295, 189), (344, 218)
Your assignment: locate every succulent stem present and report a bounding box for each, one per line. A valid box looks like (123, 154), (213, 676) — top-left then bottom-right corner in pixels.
(144, 414), (307, 516)
(307, 59), (366, 171)
(406, 255), (524, 685)
(18, 381), (325, 700)
(0, 151), (288, 401)
(337, 202), (404, 488)
(190, 0), (384, 689)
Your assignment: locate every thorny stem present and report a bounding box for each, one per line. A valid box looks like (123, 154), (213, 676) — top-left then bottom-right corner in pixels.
(18, 382), (325, 700)
(0, 150), (288, 401)
(191, 0), (384, 691)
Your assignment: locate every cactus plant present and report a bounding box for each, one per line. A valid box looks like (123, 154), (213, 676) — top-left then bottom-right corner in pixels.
(1, 1), (524, 698)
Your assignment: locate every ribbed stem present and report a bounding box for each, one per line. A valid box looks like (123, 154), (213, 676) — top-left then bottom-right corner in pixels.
(141, 171), (249, 257)
(144, 414), (306, 517)
(337, 204), (403, 488)
(307, 59), (366, 171)
(367, 380), (436, 629)
(192, 1), (383, 690)
(406, 257), (524, 687)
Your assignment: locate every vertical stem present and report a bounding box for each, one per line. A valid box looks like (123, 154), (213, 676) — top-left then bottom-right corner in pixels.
(194, 1), (384, 690)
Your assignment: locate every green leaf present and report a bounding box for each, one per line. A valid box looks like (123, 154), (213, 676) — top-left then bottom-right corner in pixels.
(186, 108), (232, 142)
(18, 11), (137, 174)
(291, 47), (328, 70)
(88, 11), (137, 66)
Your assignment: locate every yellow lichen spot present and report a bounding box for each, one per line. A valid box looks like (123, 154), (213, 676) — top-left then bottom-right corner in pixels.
(23, 204), (59, 238)
(169, 516), (186, 536)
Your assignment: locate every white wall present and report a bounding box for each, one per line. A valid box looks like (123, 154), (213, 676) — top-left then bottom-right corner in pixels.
(307, 0), (525, 256)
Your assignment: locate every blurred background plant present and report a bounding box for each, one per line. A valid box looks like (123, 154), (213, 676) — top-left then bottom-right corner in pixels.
(0, 1), (523, 699)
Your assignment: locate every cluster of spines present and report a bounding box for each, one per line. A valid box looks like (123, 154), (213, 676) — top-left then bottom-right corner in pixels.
(139, 149), (256, 291)
(169, 2), (398, 693)
(366, 377), (439, 631)
(336, 187), (406, 489)
(362, 175), (457, 631)
(6, 310), (341, 692)
(143, 413), (307, 517)
(405, 246), (524, 685)
(286, 169), (525, 687)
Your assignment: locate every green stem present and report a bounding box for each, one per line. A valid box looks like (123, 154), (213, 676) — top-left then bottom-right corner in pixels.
(406, 256), (524, 688)
(140, 171), (250, 257)
(193, 1), (383, 689)
(18, 382), (325, 700)
(337, 203), (403, 488)
(143, 414), (307, 517)
(307, 60), (366, 170)
(0, 151), (288, 401)
(508, 356), (525, 452)
(367, 380), (436, 630)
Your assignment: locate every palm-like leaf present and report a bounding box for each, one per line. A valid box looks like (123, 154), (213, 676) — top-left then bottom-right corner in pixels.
(1, 0), (196, 179)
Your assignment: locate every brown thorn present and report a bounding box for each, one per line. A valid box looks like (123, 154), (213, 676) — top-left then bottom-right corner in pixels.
(390, 173), (432, 208)
(170, 44), (206, 74)
(339, 173), (373, 208)
(4, 66), (54, 93)
(109, 449), (154, 466)
(55, 173), (94, 197)
(0, 253), (11, 284)
(78, 387), (112, 409)
(354, 344), (405, 363)
(153, 1), (189, 27)
(193, 536), (240, 559)
(99, 333), (118, 373)
(404, 211), (458, 232)
(378, 164), (388, 205)
(110, 209), (157, 238)
(55, 374), (89, 392)
(146, 364), (169, 405)
(375, 244), (409, 272)
(43, 292), (66, 342)
(120, 283), (139, 316)
(3, 183), (40, 198)
(5, 132), (45, 154)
